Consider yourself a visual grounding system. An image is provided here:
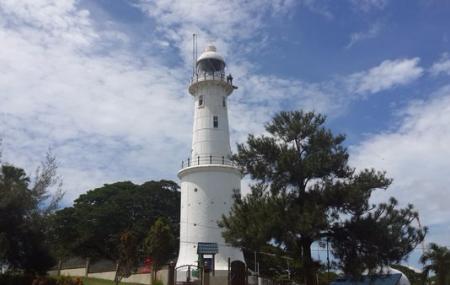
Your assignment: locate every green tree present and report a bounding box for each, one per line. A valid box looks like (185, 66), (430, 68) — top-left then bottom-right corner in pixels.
(0, 152), (63, 274)
(420, 243), (450, 285)
(49, 180), (180, 265)
(331, 198), (425, 276)
(220, 111), (425, 285)
(144, 217), (176, 280)
(115, 230), (140, 285)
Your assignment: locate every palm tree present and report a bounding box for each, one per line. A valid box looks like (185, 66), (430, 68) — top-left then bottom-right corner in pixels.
(420, 243), (450, 285)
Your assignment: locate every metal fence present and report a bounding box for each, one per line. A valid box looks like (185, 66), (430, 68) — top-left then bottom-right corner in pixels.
(181, 155), (237, 169)
(191, 71), (228, 84)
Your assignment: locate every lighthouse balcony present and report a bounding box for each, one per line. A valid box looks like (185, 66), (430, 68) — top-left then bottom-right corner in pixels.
(181, 155), (237, 169)
(191, 71), (227, 83)
(188, 72), (237, 95)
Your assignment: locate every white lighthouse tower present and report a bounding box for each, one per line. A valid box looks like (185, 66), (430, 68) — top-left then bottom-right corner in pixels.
(176, 44), (245, 271)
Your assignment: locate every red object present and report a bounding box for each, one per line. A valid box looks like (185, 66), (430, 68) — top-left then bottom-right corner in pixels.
(137, 257), (153, 273)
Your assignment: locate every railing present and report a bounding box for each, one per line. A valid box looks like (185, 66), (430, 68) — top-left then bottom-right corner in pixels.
(191, 71), (229, 84)
(181, 155), (237, 169)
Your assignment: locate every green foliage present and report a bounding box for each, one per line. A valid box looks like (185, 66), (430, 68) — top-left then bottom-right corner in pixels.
(152, 279), (164, 285)
(81, 277), (140, 285)
(144, 217), (177, 270)
(0, 273), (34, 285)
(331, 198), (427, 276)
(31, 275), (83, 285)
(48, 180), (180, 264)
(220, 111), (426, 285)
(0, 274), (83, 285)
(115, 230), (140, 284)
(317, 270), (339, 285)
(143, 218), (176, 282)
(0, 152), (63, 273)
(420, 243), (450, 285)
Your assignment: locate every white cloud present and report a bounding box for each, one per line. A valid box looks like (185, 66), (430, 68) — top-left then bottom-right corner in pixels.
(0, 0), (96, 47)
(0, 0), (193, 203)
(350, 0), (388, 12)
(346, 22), (382, 49)
(350, 85), (450, 227)
(347, 58), (423, 95)
(0, 0), (425, 205)
(134, 0), (299, 67)
(300, 0), (333, 19)
(430, 53), (450, 76)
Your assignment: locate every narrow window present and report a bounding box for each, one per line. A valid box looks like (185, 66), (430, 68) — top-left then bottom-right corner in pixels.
(213, 116), (218, 128)
(222, 97), (226, 107)
(199, 95), (204, 107)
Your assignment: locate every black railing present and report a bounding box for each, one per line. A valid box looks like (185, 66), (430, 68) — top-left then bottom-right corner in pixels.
(181, 155), (236, 168)
(191, 71), (228, 84)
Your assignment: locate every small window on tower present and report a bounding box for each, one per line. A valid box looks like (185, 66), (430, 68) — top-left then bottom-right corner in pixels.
(199, 95), (204, 107)
(213, 116), (218, 128)
(222, 97), (226, 107)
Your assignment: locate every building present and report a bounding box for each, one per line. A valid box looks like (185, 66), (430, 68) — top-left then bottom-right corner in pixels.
(176, 44), (245, 272)
(331, 268), (411, 285)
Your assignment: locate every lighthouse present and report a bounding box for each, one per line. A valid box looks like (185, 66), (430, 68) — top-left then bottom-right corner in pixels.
(176, 45), (245, 271)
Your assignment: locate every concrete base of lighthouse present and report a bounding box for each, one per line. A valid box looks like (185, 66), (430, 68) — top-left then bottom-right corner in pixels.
(176, 164), (245, 271)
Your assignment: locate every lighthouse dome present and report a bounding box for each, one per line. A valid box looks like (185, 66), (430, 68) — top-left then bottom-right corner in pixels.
(196, 44), (225, 74)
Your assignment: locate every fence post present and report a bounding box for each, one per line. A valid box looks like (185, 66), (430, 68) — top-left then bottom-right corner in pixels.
(228, 258), (231, 285)
(168, 261), (175, 285)
(245, 265), (248, 285)
(188, 265), (192, 283)
(114, 262), (119, 283)
(85, 258), (90, 277)
(57, 259), (62, 276)
(198, 156), (200, 165)
(210, 155), (212, 164)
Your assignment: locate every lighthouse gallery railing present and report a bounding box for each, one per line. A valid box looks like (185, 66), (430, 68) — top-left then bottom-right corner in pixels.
(190, 71), (228, 84)
(181, 155), (237, 169)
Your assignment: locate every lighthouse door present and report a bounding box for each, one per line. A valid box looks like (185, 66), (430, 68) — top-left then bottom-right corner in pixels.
(230, 260), (246, 285)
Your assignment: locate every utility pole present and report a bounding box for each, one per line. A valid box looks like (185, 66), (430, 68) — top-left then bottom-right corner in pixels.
(327, 237), (330, 283)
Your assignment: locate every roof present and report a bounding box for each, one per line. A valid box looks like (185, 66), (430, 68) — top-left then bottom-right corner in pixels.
(197, 44), (225, 63)
(331, 274), (402, 285)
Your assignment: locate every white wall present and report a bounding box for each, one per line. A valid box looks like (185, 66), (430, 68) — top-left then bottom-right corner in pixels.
(192, 81), (232, 159)
(177, 165), (245, 270)
(59, 268), (86, 277)
(55, 267), (169, 285)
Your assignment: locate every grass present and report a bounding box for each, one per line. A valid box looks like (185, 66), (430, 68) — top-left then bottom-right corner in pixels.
(81, 277), (143, 285)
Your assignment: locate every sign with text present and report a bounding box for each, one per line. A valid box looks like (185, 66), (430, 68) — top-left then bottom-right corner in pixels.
(197, 242), (218, 254)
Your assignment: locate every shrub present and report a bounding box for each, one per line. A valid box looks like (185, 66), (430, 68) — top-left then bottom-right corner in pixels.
(0, 274), (84, 285)
(153, 279), (164, 285)
(54, 275), (83, 285)
(37, 276), (82, 285)
(0, 273), (34, 285)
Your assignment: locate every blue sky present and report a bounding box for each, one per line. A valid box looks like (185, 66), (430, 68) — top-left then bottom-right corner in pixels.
(1, 0), (449, 270)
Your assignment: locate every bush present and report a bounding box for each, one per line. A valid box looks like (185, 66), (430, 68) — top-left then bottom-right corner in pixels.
(153, 279), (164, 285)
(0, 274), (34, 285)
(0, 274), (83, 285)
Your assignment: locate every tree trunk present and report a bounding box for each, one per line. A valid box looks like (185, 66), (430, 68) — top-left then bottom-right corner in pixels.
(302, 239), (318, 285)
(152, 264), (158, 282)
(437, 271), (446, 285)
(114, 262), (120, 285)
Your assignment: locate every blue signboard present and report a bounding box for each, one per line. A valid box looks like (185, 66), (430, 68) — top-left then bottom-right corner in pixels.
(197, 242), (218, 254)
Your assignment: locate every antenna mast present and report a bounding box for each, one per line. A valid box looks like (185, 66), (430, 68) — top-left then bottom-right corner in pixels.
(192, 33), (198, 78)
(416, 214), (426, 256)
